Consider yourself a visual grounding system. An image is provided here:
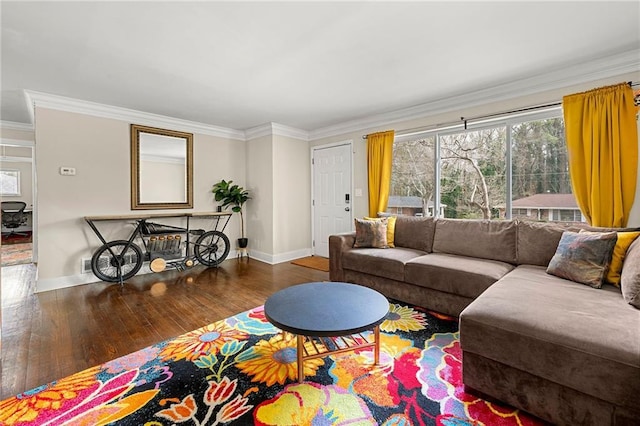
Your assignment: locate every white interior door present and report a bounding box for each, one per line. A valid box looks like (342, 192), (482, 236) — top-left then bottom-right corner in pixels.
(312, 143), (352, 257)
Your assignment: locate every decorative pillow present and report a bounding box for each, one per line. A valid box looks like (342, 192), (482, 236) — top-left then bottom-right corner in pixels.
(621, 238), (640, 309)
(546, 231), (617, 288)
(365, 216), (396, 247)
(354, 218), (388, 248)
(604, 231), (640, 286)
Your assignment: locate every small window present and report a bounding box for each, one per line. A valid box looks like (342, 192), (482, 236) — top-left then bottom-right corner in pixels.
(0, 170), (21, 196)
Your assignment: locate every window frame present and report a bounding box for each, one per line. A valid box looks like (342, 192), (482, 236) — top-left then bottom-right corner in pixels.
(392, 106), (566, 220)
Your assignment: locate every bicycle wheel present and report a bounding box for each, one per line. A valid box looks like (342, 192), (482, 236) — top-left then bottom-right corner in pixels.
(91, 240), (144, 282)
(194, 231), (230, 267)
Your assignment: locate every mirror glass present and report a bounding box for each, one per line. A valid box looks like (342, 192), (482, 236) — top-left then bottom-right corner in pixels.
(131, 125), (193, 209)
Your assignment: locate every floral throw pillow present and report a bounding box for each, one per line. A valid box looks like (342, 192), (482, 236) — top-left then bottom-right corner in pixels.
(354, 218), (388, 248)
(546, 231), (618, 288)
(364, 216), (397, 247)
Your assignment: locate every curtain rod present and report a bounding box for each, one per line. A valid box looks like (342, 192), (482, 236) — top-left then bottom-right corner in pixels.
(362, 81), (639, 139)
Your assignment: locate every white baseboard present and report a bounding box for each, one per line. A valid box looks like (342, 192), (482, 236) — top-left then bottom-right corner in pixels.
(35, 248), (311, 292)
(245, 248), (312, 265)
(36, 272), (97, 293)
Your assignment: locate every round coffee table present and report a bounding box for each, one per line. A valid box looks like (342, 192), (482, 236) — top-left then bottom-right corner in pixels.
(264, 282), (389, 382)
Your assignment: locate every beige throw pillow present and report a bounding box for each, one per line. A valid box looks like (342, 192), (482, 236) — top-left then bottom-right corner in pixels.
(354, 218), (388, 248)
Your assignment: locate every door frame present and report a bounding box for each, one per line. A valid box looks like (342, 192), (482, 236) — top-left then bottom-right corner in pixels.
(310, 140), (354, 257)
(1, 137), (37, 263)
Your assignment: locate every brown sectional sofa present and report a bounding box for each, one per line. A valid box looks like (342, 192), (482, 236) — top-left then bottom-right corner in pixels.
(329, 217), (640, 426)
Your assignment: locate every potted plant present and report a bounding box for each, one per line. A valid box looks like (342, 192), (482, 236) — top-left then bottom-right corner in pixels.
(212, 179), (251, 248)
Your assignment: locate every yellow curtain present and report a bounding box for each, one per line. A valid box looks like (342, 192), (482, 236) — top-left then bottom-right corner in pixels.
(367, 130), (395, 217)
(563, 83), (638, 227)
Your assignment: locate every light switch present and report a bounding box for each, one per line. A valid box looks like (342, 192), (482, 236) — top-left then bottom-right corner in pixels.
(355, 188), (363, 197)
(60, 167), (76, 176)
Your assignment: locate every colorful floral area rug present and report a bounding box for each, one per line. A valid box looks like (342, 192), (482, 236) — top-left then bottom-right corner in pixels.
(1, 301), (545, 425)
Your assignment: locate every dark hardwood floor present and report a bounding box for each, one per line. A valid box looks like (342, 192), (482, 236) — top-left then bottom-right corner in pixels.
(0, 258), (328, 399)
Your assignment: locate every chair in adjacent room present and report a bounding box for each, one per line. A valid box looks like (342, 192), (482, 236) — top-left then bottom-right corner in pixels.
(1, 201), (28, 237)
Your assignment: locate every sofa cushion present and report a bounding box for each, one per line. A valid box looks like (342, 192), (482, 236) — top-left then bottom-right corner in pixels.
(516, 220), (640, 267)
(621, 238), (640, 309)
(404, 253), (515, 299)
(342, 247), (425, 281)
(432, 219), (517, 264)
(460, 265), (640, 410)
(516, 220), (583, 266)
(546, 231), (617, 288)
(391, 216), (436, 252)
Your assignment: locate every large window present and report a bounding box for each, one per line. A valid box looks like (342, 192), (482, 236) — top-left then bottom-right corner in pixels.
(390, 110), (581, 223)
(0, 170), (21, 196)
(390, 136), (435, 216)
(440, 128), (506, 219)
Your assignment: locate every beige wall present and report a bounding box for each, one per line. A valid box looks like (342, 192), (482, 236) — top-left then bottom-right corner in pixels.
(311, 72), (640, 227)
(1, 127), (35, 142)
(246, 135), (274, 255)
(273, 135), (311, 254)
(34, 108), (246, 290)
(245, 133), (311, 261)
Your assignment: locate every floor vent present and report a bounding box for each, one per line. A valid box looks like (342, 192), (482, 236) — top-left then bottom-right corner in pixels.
(81, 258), (93, 274)
(81, 253), (137, 274)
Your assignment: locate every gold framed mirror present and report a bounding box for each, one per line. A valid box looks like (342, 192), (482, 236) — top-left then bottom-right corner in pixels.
(131, 124), (193, 210)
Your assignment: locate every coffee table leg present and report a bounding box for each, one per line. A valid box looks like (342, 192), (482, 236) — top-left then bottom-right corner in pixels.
(374, 325), (380, 365)
(297, 334), (304, 383)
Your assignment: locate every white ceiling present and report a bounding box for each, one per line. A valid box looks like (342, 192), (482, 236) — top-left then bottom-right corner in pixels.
(2, 1), (639, 133)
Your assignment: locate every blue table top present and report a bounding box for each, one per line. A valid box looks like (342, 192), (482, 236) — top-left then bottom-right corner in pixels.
(264, 282), (389, 336)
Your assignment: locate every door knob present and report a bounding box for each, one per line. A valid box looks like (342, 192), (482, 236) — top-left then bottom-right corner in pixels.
(345, 207), (350, 211)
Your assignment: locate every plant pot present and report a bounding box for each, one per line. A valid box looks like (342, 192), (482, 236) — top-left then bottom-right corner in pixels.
(238, 238), (248, 248)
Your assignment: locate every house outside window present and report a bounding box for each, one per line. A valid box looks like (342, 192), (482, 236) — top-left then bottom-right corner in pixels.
(0, 170), (21, 196)
(390, 109), (581, 223)
(552, 209), (583, 222)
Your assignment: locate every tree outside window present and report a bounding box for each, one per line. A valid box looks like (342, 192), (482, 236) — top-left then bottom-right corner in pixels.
(390, 115), (580, 223)
(440, 128), (506, 219)
(390, 137), (435, 216)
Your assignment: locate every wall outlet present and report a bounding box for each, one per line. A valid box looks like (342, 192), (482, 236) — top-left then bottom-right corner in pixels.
(60, 166), (76, 176)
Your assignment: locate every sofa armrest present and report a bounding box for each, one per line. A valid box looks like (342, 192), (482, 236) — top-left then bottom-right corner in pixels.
(329, 232), (355, 282)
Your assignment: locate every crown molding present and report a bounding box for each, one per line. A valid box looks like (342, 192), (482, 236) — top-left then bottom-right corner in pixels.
(0, 120), (34, 132)
(244, 123), (273, 140)
(309, 49), (640, 141)
(25, 91), (246, 141)
(244, 122), (309, 141)
(15, 49), (639, 144)
(271, 123), (309, 141)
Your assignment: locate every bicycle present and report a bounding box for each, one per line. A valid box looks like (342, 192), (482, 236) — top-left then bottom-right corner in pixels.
(85, 212), (232, 284)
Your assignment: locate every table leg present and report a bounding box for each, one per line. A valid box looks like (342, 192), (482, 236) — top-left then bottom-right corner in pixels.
(374, 325), (380, 365)
(297, 334), (304, 383)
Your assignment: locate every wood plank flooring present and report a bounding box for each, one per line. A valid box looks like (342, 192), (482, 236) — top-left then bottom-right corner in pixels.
(1, 258), (328, 399)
